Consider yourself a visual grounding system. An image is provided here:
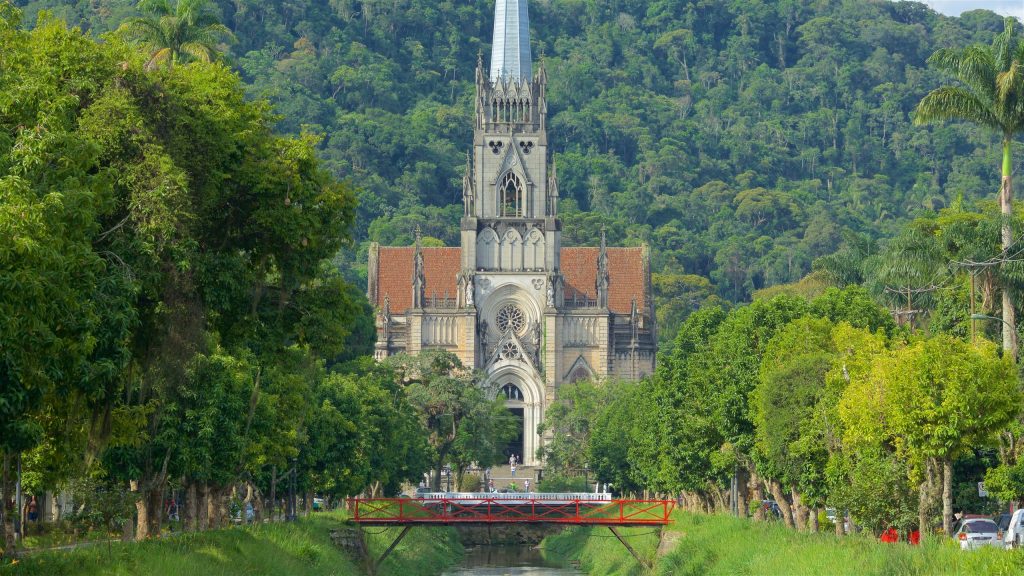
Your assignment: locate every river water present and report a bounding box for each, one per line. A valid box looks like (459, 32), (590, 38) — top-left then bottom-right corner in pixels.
(442, 545), (583, 575)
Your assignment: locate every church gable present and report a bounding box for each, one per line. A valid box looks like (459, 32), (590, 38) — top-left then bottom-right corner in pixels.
(490, 135), (533, 186)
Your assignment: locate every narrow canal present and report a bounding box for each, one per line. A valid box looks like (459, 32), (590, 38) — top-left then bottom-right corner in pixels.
(442, 545), (583, 575)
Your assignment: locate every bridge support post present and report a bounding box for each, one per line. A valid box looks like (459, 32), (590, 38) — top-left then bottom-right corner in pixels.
(366, 525), (412, 575)
(608, 526), (652, 571)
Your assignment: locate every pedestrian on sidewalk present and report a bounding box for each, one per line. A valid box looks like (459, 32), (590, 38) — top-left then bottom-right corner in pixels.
(510, 454), (517, 477)
(524, 479), (531, 492)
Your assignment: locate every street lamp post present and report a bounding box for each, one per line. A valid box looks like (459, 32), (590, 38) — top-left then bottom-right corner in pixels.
(583, 463), (589, 493)
(443, 464), (451, 493)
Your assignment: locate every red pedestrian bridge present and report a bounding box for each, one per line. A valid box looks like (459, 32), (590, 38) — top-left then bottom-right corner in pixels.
(347, 493), (674, 572)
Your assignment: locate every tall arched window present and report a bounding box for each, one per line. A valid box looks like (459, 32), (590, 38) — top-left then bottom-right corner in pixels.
(501, 383), (524, 401)
(499, 172), (523, 217)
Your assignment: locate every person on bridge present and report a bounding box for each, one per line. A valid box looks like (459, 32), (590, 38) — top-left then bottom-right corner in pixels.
(524, 479), (531, 492)
(510, 454), (517, 477)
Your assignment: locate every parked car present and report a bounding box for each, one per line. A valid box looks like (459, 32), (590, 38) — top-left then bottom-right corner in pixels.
(759, 500), (782, 519)
(995, 513), (1011, 533)
(954, 518), (1001, 550)
(1002, 509), (1024, 549)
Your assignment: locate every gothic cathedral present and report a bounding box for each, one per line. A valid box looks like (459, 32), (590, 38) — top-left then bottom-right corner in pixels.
(367, 0), (656, 465)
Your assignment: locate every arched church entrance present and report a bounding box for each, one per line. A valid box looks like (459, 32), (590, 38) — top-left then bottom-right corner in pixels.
(499, 383), (526, 460)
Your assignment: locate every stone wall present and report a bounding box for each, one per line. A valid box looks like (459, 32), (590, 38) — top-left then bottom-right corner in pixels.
(454, 523), (566, 546)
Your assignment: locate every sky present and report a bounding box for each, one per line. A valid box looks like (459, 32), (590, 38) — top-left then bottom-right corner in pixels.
(922, 0), (1024, 20)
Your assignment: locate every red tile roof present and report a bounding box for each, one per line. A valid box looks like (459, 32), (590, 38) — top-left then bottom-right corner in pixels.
(561, 247), (646, 314)
(373, 246), (646, 315)
(374, 247), (461, 312)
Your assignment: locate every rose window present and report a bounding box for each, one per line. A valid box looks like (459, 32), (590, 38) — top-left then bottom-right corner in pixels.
(496, 304), (526, 335)
(500, 341), (521, 360)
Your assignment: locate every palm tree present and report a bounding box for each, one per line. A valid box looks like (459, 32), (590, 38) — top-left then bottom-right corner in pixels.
(119, 0), (235, 70)
(915, 18), (1024, 357)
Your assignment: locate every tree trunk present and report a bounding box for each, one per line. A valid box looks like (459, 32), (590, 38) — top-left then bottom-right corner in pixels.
(135, 491), (151, 540)
(206, 486), (218, 529)
(1, 452), (13, 558)
(269, 466), (277, 521)
(217, 488), (229, 527)
(918, 458), (934, 541)
(737, 466), (750, 518)
(810, 507), (819, 533)
(1001, 137), (1017, 358)
(186, 481), (198, 532)
(242, 482), (254, 524)
(791, 490), (807, 531)
(433, 453), (446, 491)
(198, 483), (210, 531)
(749, 471), (766, 521)
(767, 480), (795, 529)
(835, 511), (845, 536)
(149, 487), (163, 537)
(942, 459), (954, 536)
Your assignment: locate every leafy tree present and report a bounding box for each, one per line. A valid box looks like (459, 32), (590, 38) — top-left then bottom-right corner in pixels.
(536, 380), (603, 475)
(387, 350), (509, 490)
(753, 316), (835, 530)
(885, 336), (1020, 534)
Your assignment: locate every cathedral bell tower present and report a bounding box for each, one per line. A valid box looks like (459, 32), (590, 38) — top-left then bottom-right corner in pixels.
(461, 0), (560, 281)
(458, 0), (560, 466)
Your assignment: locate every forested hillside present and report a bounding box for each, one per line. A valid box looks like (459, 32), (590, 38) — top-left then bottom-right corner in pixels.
(17, 0), (1022, 343)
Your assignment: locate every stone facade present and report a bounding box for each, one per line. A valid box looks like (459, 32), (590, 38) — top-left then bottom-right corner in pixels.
(366, 0), (656, 466)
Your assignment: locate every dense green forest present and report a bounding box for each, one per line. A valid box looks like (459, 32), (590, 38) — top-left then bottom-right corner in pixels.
(14, 0), (1023, 345)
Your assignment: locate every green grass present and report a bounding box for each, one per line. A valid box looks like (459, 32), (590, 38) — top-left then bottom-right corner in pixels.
(0, 512), (462, 576)
(542, 524), (659, 576)
(542, 512), (1024, 576)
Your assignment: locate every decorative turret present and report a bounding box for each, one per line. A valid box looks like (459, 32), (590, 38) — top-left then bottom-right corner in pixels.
(412, 226), (425, 308)
(597, 227), (610, 308)
(462, 152), (475, 217)
(547, 161), (559, 217)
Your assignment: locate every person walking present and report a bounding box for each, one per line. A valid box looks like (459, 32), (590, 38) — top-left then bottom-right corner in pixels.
(509, 454), (517, 477)
(27, 495), (39, 523)
(524, 479), (531, 492)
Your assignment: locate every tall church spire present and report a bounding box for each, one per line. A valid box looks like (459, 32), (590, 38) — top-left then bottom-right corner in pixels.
(490, 0), (532, 82)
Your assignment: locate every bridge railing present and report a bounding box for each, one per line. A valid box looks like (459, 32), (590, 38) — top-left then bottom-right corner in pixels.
(348, 495), (674, 526)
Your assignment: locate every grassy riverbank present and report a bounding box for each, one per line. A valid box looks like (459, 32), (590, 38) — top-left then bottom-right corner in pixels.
(543, 512), (1024, 576)
(0, 512), (462, 576)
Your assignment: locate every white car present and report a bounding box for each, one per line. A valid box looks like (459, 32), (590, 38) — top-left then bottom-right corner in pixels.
(1003, 509), (1024, 549)
(955, 518), (1001, 550)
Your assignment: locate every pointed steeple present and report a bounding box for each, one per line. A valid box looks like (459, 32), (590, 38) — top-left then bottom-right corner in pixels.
(490, 0), (532, 82)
